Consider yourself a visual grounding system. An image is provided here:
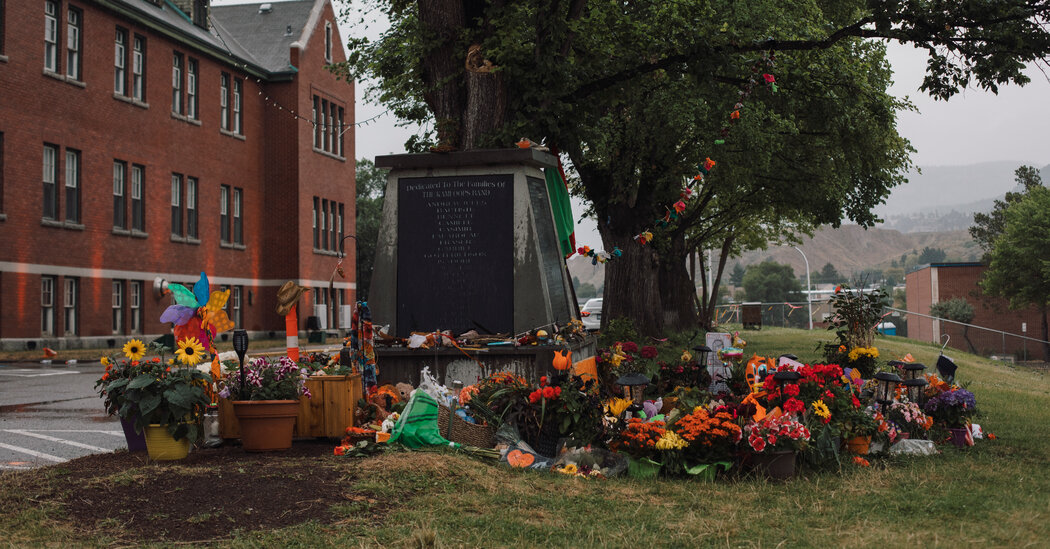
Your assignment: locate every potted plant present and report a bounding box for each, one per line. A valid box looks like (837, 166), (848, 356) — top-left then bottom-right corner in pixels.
(744, 414), (811, 480)
(118, 337), (212, 460)
(668, 406), (743, 479)
(840, 407), (879, 454)
(217, 356), (311, 451)
(886, 400), (933, 440)
(609, 417), (666, 479)
(95, 338), (157, 452)
(924, 387), (978, 447)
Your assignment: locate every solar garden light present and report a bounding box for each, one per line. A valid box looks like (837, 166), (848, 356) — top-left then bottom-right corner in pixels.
(692, 344), (712, 387)
(616, 372), (650, 406)
(901, 363), (928, 404)
(873, 371), (902, 408)
(773, 369), (802, 391)
(233, 329), (249, 400)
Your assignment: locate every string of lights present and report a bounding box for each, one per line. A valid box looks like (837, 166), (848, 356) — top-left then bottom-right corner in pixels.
(206, 15), (386, 133)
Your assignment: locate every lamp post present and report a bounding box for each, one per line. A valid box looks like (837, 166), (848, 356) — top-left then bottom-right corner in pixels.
(232, 329), (249, 400)
(328, 234), (357, 334)
(792, 245), (813, 330)
(873, 371), (901, 409)
(692, 344), (712, 388)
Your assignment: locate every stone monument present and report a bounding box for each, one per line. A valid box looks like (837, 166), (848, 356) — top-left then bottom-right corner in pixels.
(370, 148), (578, 339)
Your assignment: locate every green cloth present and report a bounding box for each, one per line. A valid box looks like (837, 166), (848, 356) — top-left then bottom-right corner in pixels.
(387, 390), (453, 449)
(544, 168), (575, 257)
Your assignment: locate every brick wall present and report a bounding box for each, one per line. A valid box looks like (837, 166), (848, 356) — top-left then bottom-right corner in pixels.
(0, 0), (356, 346)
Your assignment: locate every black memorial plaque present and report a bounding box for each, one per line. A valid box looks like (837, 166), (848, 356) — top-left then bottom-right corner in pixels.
(396, 174), (514, 337)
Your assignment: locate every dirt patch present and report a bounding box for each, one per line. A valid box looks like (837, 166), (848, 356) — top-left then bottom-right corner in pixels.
(40, 439), (395, 544)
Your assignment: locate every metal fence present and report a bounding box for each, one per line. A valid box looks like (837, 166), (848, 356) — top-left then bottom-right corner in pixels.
(712, 302), (1048, 361)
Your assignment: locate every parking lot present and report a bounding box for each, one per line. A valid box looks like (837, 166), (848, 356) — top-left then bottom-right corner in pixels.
(0, 361), (124, 470)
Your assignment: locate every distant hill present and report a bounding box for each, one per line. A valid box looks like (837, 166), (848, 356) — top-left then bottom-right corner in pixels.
(875, 161), (1050, 232)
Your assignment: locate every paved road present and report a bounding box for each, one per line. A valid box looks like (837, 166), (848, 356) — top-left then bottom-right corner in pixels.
(0, 361), (126, 470)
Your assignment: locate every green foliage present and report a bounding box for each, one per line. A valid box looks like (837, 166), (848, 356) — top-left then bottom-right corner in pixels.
(971, 165), (1044, 258)
(598, 317), (641, 348)
(917, 246), (948, 264)
(355, 158), (387, 301)
(930, 298), (976, 324)
(729, 263), (746, 286)
(821, 285), (887, 375)
(119, 362), (211, 442)
(981, 185), (1050, 314)
(741, 260), (802, 303)
(815, 263), (842, 284)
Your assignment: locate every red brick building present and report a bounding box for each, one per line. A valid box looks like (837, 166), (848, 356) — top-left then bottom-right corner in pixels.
(0, 0), (356, 350)
(906, 263), (1048, 358)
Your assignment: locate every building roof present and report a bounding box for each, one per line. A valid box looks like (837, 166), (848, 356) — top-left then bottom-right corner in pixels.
(210, 1), (318, 74)
(907, 262), (985, 275)
(101, 0), (321, 78)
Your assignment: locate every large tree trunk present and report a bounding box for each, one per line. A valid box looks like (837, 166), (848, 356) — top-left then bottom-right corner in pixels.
(462, 47), (506, 149)
(659, 231), (699, 333)
(597, 221), (663, 337)
(697, 236), (734, 330)
(417, 0), (466, 147)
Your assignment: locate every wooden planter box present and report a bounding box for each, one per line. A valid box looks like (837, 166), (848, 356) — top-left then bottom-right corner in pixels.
(218, 374), (362, 439)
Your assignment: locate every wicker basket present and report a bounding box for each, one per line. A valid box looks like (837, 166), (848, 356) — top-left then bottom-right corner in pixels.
(437, 404), (452, 438)
(447, 412), (496, 449)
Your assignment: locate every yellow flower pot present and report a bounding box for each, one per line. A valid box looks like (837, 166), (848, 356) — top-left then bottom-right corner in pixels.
(144, 424), (191, 460)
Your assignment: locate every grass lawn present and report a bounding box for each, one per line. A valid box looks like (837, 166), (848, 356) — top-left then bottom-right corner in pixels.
(2, 327), (1048, 547)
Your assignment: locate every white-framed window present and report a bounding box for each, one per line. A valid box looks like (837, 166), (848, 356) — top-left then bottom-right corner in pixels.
(66, 7), (80, 80)
(312, 197), (319, 248)
(186, 58), (198, 119)
(187, 177), (198, 239)
(328, 199), (336, 250)
(324, 21), (332, 63)
(232, 79), (242, 134)
(114, 28), (127, 95)
(219, 73), (229, 130)
(327, 101), (335, 153)
(320, 198), (328, 249)
(44, 1), (58, 72)
(43, 144), (57, 220)
(320, 98), (329, 152)
(129, 281), (141, 334)
(65, 149), (79, 223)
(172, 52), (183, 114)
(41, 276), (55, 336)
(336, 106), (344, 157)
(312, 96), (320, 148)
(132, 35), (145, 101)
(220, 184), (229, 242)
(63, 277), (77, 336)
(338, 203), (345, 252)
(233, 187), (242, 244)
(171, 173), (182, 236)
(131, 164), (144, 231)
(231, 286), (242, 328)
(113, 160), (126, 229)
(112, 281), (123, 334)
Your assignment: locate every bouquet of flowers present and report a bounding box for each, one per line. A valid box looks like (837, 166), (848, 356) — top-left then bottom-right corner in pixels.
(924, 388), (978, 428)
(671, 407), (743, 463)
(610, 417), (666, 461)
(745, 414), (811, 454)
(218, 356), (311, 401)
(95, 339), (157, 418)
(886, 400), (933, 438)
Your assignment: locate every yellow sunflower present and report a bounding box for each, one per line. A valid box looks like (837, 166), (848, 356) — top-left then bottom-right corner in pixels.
(122, 339), (146, 361)
(100, 356), (110, 366)
(175, 337), (207, 366)
(812, 399), (832, 420)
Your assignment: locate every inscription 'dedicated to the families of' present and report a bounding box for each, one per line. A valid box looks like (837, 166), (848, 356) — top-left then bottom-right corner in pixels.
(396, 175), (513, 335)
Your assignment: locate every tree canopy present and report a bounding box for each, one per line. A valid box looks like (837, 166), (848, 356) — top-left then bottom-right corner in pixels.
(970, 165), (1044, 259)
(355, 158), (387, 301)
(980, 185), (1050, 359)
(742, 261), (802, 303)
(338, 0), (1050, 335)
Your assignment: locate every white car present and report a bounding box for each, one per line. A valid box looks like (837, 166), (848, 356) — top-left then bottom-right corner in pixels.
(580, 298), (603, 331)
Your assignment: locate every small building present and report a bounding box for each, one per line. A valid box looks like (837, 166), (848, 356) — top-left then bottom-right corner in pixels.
(905, 262), (1047, 357)
(0, 0), (356, 350)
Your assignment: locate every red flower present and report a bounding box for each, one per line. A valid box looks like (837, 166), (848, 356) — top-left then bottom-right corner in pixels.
(784, 384), (800, 396)
(542, 386), (556, 399)
(767, 435), (778, 445)
(529, 390), (541, 404)
(824, 390), (835, 400)
(783, 398), (805, 414)
(540, 376), (548, 386)
(554, 386), (562, 397)
(641, 345), (658, 359)
(851, 395), (861, 408)
(852, 456), (870, 467)
(751, 436), (766, 453)
(152, 357), (160, 363)
(621, 341), (639, 354)
(334, 446), (345, 456)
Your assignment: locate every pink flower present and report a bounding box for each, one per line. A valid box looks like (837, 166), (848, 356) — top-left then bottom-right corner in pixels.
(641, 345), (658, 359)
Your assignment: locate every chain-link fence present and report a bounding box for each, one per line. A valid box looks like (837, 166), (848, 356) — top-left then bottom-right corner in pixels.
(713, 302), (834, 331)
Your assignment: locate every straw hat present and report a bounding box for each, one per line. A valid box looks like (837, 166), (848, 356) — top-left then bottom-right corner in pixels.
(275, 281), (309, 316)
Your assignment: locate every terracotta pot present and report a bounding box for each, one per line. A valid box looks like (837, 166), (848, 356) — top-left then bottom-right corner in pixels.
(750, 450), (796, 480)
(143, 424), (190, 460)
(846, 435), (872, 455)
(232, 400), (298, 452)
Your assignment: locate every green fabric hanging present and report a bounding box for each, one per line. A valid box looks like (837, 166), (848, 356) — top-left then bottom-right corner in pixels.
(544, 168), (575, 257)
